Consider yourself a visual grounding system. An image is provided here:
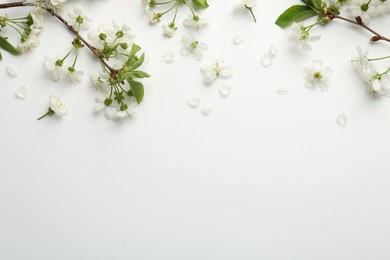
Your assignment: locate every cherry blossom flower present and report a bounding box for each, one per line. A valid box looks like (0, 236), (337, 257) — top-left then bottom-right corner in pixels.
(348, 0), (376, 23)
(181, 34), (208, 61)
(302, 60), (332, 91)
(44, 55), (67, 81)
(37, 95), (69, 120)
(351, 46), (369, 73)
(183, 15), (209, 31)
(201, 59), (233, 85)
(67, 5), (92, 30)
(290, 23), (321, 51)
(162, 23), (176, 37)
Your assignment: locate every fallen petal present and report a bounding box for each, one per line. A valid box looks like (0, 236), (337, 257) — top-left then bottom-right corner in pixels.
(277, 86), (290, 95)
(6, 65), (19, 77)
(186, 96), (200, 108)
(269, 45), (278, 57)
(219, 84), (232, 97)
(201, 104), (213, 116)
(163, 52), (175, 63)
(15, 85), (29, 99)
(260, 53), (273, 68)
(233, 34), (244, 45)
(337, 113), (347, 128)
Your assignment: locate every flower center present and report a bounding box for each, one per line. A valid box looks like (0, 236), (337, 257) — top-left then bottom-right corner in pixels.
(313, 72), (322, 80)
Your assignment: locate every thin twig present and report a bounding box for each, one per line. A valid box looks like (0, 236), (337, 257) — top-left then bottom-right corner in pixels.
(325, 10), (390, 43)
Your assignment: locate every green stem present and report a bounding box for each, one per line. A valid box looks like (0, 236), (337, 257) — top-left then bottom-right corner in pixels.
(368, 56), (390, 62)
(37, 108), (54, 121)
(245, 6), (257, 23)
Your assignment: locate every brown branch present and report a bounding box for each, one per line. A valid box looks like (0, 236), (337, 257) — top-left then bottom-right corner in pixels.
(0, 1), (26, 9)
(43, 7), (119, 75)
(325, 10), (390, 43)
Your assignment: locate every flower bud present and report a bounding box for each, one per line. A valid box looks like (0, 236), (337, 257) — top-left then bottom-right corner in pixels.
(370, 35), (380, 42)
(355, 16), (363, 25)
(104, 98), (113, 106)
(120, 104), (128, 111)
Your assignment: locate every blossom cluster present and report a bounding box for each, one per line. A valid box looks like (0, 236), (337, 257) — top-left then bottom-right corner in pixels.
(351, 47), (390, 98)
(1, 0), (150, 121)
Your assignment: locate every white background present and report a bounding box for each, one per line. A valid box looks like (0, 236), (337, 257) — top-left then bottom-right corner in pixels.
(1, 0), (390, 259)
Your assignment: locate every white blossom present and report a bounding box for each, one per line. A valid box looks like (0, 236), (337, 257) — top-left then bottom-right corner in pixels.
(181, 34), (208, 61)
(64, 69), (84, 84)
(201, 59), (233, 85)
(44, 55), (67, 81)
(361, 63), (390, 97)
(290, 23), (321, 51)
(162, 23), (176, 37)
(351, 46), (369, 73)
(49, 95), (68, 116)
(302, 60), (332, 91)
(348, 0), (377, 23)
(67, 5), (92, 30)
(183, 15), (209, 31)
(90, 73), (110, 94)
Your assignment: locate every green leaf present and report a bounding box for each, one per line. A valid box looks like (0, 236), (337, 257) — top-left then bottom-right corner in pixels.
(0, 35), (20, 55)
(192, 0), (209, 9)
(127, 79), (144, 104)
(130, 52), (145, 70)
(301, 0), (323, 10)
(275, 5), (318, 28)
(129, 70), (151, 79)
(0, 51), (2, 61)
(128, 43), (141, 58)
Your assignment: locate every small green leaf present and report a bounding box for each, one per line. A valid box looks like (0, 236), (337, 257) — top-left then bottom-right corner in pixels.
(275, 5), (318, 28)
(192, 0), (209, 9)
(127, 79), (144, 104)
(0, 51), (2, 60)
(129, 70), (151, 79)
(330, 5), (340, 15)
(129, 52), (145, 70)
(128, 43), (141, 58)
(0, 35), (20, 55)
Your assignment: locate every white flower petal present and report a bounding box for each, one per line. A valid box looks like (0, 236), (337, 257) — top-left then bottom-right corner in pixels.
(277, 86), (290, 95)
(186, 96), (200, 108)
(233, 34), (244, 45)
(260, 53), (273, 68)
(162, 52), (175, 63)
(219, 84), (232, 97)
(201, 104), (213, 116)
(6, 65), (19, 77)
(15, 85), (29, 99)
(337, 113), (347, 128)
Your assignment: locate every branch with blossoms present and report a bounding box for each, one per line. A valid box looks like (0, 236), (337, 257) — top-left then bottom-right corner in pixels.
(275, 0), (390, 98)
(0, 0), (150, 120)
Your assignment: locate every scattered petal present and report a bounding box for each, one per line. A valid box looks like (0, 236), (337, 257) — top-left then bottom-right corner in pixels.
(233, 34), (244, 45)
(277, 86), (290, 95)
(337, 113), (347, 128)
(201, 104), (213, 116)
(269, 45), (278, 57)
(260, 53), (273, 68)
(219, 84), (232, 97)
(15, 85), (30, 99)
(163, 51), (175, 63)
(186, 96), (200, 108)
(6, 65), (19, 77)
